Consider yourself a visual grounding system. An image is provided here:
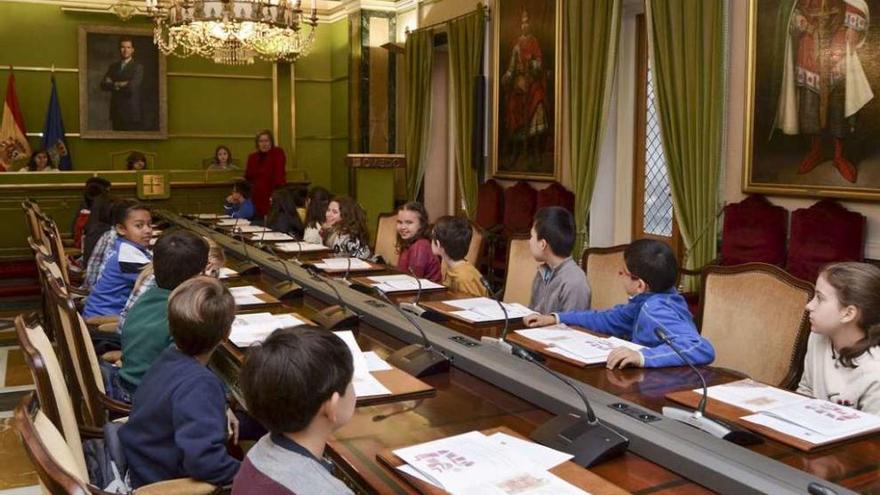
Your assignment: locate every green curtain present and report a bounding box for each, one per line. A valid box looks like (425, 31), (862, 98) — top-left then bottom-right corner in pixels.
(646, 0), (724, 289)
(566, 0), (621, 255)
(447, 8), (486, 219)
(404, 28), (435, 200)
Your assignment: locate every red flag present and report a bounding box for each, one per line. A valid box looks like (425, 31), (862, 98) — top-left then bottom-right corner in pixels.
(0, 70), (31, 172)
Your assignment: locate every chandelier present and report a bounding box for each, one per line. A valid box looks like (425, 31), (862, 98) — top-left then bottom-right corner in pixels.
(144, 0), (318, 65)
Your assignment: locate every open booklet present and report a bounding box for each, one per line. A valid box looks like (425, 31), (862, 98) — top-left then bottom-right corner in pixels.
(229, 312), (307, 347)
(515, 325), (644, 365)
(228, 285), (271, 306)
(443, 297), (536, 322)
(392, 430), (586, 495)
(274, 241), (329, 253)
(314, 257), (373, 271)
(232, 225), (271, 233)
(366, 274), (445, 293)
(333, 331), (392, 398)
(698, 379), (880, 445)
(217, 218), (250, 226)
(248, 232), (296, 241)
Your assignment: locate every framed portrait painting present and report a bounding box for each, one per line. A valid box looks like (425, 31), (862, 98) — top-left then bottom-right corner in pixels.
(78, 26), (167, 139)
(491, 0), (561, 181)
(743, 0), (880, 200)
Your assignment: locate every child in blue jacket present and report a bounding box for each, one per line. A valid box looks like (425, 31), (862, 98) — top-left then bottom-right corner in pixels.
(224, 179), (255, 220)
(524, 239), (715, 369)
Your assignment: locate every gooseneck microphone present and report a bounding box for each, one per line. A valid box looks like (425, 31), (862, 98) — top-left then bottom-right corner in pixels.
(227, 213), (260, 275)
(518, 345), (629, 467)
(303, 265), (359, 330)
(262, 244), (302, 300)
(654, 327), (762, 446)
(373, 286), (450, 378)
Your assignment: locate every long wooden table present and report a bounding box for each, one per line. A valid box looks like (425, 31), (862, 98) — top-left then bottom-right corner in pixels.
(165, 212), (876, 495)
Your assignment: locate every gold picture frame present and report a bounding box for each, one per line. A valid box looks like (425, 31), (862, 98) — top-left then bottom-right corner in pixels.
(78, 25), (168, 140)
(491, 0), (562, 181)
(742, 0), (880, 200)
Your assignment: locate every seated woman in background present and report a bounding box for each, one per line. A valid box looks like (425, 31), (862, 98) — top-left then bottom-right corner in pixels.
(127, 151), (147, 171)
(395, 201), (441, 282)
(323, 196), (372, 260)
(19, 149), (55, 172)
(267, 188), (305, 239)
(207, 145), (238, 171)
(302, 186), (331, 244)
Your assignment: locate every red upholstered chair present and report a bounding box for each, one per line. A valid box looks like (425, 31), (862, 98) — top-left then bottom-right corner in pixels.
(490, 182), (538, 284)
(719, 195), (788, 266)
(536, 182), (575, 213)
(475, 179), (504, 230)
(786, 199), (866, 283)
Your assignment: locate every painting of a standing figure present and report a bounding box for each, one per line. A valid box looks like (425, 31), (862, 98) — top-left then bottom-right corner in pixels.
(492, 0), (560, 181)
(745, 0), (880, 199)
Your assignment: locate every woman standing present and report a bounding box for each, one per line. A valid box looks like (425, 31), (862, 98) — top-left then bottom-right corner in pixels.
(245, 130), (287, 219)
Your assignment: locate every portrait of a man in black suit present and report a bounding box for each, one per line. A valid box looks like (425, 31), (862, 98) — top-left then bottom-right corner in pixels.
(100, 37), (144, 131)
(79, 26), (166, 139)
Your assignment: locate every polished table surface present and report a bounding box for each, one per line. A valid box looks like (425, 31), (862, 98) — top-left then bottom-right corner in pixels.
(172, 214), (880, 495)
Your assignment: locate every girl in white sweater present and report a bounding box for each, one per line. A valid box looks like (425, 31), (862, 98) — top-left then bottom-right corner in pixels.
(799, 262), (880, 415)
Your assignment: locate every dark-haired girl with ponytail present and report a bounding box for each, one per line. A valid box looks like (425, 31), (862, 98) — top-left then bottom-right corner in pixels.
(799, 262), (880, 415)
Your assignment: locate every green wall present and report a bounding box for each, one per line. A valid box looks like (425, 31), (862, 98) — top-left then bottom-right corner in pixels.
(0, 1), (349, 260)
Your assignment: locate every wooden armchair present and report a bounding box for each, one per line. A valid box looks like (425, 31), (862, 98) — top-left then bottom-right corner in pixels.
(15, 394), (222, 495)
(581, 244), (630, 310)
(501, 235), (540, 307)
(373, 212), (399, 266)
(698, 263), (814, 390)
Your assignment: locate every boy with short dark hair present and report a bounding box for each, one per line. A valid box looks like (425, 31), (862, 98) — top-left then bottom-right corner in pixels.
(524, 239), (715, 369)
(431, 215), (487, 297)
(120, 276), (240, 488)
(225, 178), (255, 220)
(116, 230), (209, 398)
(528, 207), (591, 313)
(232, 326), (355, 495)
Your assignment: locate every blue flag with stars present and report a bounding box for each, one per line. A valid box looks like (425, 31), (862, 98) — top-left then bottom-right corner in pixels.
(41, 77), (72, 170)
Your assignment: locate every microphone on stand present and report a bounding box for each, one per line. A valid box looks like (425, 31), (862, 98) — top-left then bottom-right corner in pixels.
(394, 267), (446, 323)
(227, 213), (260, 276)
(303, 265), (359, 330)
(518, 347), (629, 467)
(263, 244), (302, 300)
(252, 214), (270, 250)
(373, 286), (450, 377)
(654, 327), (762, 446)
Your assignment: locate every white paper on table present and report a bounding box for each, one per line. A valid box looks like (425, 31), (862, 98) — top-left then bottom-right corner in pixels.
(196, 213), (230, 219)
(742, 413), (836, 443)
(485, 432), (572, 471)
(233, 225), (271, 233)
(315, 258), (372, 270)
(370, 275), (445, 293)
(514, 326), (575, 344)
(757, 399), (880, 437)
(553, 335), (644, 364)
(468, 471), (590, 495)
(249, 232), (295, 241)
(352, 374), (392, 397)
(233, 294), (264, 305)
(228, 286), (264, 296)
(443, 297), (497, 310)
(700, 379), (809, 413)
(275, 241), (328, 253)
(217, 218), (250, 226)
(451, 302), (535, 322)
(218, 267), (239, 279)
(334, 330), (369, 376)
(392, 431), (505, 492)
(229, 313), (306, 346)
(364, 351), (393, 371)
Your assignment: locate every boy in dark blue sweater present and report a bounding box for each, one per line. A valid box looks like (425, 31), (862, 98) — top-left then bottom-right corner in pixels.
(119, 276), (240, 488)
(525, 239), (715, 369)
